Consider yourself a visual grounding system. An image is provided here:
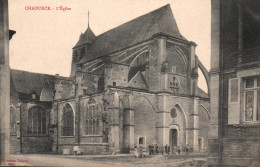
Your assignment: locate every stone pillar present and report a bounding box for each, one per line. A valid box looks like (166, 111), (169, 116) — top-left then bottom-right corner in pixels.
(75, 69), (82, 144)
(75, 70), (83, 96)
(208, 0), (221, 166)
(155, 94), (169, 147)
(0, 0), (10, 163)
(50, 102), (58, 153)
(158, 37), (167, 63)
(158, 37), (167, 91)
(189, 42), (198, 96)
(108, 107), (120, 153)
(149, 37), (166, 91)
(123, 108), (134, 149)
(160, 60), (169, 91)
(187, 98), (199, 151)
(74, 97), (81, 144)
(108, 92), (120, 153)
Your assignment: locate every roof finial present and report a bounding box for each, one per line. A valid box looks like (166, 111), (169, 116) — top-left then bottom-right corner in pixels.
(88, 10), (90, 28)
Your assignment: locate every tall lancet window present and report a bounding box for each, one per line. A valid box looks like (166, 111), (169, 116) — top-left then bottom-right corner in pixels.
(85, 98), (100, 135)
(28, 106), (46, 134)
(62, 104), (74, 136)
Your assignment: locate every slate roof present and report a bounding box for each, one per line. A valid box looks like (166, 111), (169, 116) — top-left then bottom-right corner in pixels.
(78, 4), (187, 64)
(11, 69), (55, 100)
(74, 26), (96, 48)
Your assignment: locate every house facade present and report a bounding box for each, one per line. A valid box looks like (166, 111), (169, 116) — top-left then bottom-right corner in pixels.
(10, 4), (210, 155)
(208, 0), (260, 166)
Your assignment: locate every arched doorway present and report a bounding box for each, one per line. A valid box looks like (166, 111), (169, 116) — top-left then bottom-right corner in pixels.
(169, 125), (179, 147)
(170, 104), (188, 146)
(169, 129), (178, 146)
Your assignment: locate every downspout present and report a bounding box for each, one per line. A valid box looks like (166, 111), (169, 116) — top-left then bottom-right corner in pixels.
(218, 0), (224, 165)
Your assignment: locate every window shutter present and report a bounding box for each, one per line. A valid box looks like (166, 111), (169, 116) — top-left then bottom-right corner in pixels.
(228, 78), (240, 124)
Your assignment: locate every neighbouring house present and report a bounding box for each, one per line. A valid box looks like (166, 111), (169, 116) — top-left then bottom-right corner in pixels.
(208, 0), (260, 166)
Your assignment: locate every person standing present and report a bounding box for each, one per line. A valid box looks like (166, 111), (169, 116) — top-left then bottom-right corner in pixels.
(151, 144), (154, 155)
(172, 146), (176, 155)
(165, 144), (168, 154)
(167, 145), (170, 155)
(155, 144), (158, 155)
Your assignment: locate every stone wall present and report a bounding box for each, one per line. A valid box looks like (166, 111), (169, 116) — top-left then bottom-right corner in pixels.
(198, 104), (210, 151)
(223, 138), (260, 159)
(9, 136), (19, 154)
(55, 78), (75, 100)
(104, 63), (128, 89)
(21, 136), (50, 153)
(132, 95), (156, 148)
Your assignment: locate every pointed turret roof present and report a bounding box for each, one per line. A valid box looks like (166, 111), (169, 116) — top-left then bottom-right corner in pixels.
(74, 26), (96, 48)
(78, 4), (187, 64)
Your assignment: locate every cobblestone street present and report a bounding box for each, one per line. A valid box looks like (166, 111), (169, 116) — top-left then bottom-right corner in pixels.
(7, 154), (207, 167)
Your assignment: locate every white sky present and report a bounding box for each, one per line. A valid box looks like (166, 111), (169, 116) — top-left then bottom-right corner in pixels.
(8, 0), (210, 92)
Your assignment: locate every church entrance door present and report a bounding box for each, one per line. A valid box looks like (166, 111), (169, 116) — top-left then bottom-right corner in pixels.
(169, 129), (178, 146)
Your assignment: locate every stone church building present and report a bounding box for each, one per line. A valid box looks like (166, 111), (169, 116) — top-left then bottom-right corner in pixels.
(9, 4), (210, 154)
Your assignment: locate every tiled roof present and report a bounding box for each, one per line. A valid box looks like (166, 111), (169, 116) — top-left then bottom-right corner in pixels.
(10, 69), (55, 99)
(78, 4), (187, 64)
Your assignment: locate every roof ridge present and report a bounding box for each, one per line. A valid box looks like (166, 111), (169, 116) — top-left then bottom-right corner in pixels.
(76, 3), (187, 63)
(11, 69), (56, 77)
(95, 4), (171, 39)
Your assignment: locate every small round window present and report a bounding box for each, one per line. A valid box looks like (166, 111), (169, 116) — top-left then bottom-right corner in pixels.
(170, 108), (177, 118)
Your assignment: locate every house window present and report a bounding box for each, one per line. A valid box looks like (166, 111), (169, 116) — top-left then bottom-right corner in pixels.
(28, 106), (46, 134)
(244, 76), (260, 122)
(10, 107), (16, 135)
(85, 104), (100, 135)
(62, 104), (74, 136)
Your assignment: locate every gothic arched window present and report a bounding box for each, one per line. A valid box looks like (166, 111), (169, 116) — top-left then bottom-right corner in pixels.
(85, 98), (100, 135)
(10, 106), (16, 135)
(62, 104), (74, 136)
(169, 76), (179, 94)
(28, 106), (46, 134)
